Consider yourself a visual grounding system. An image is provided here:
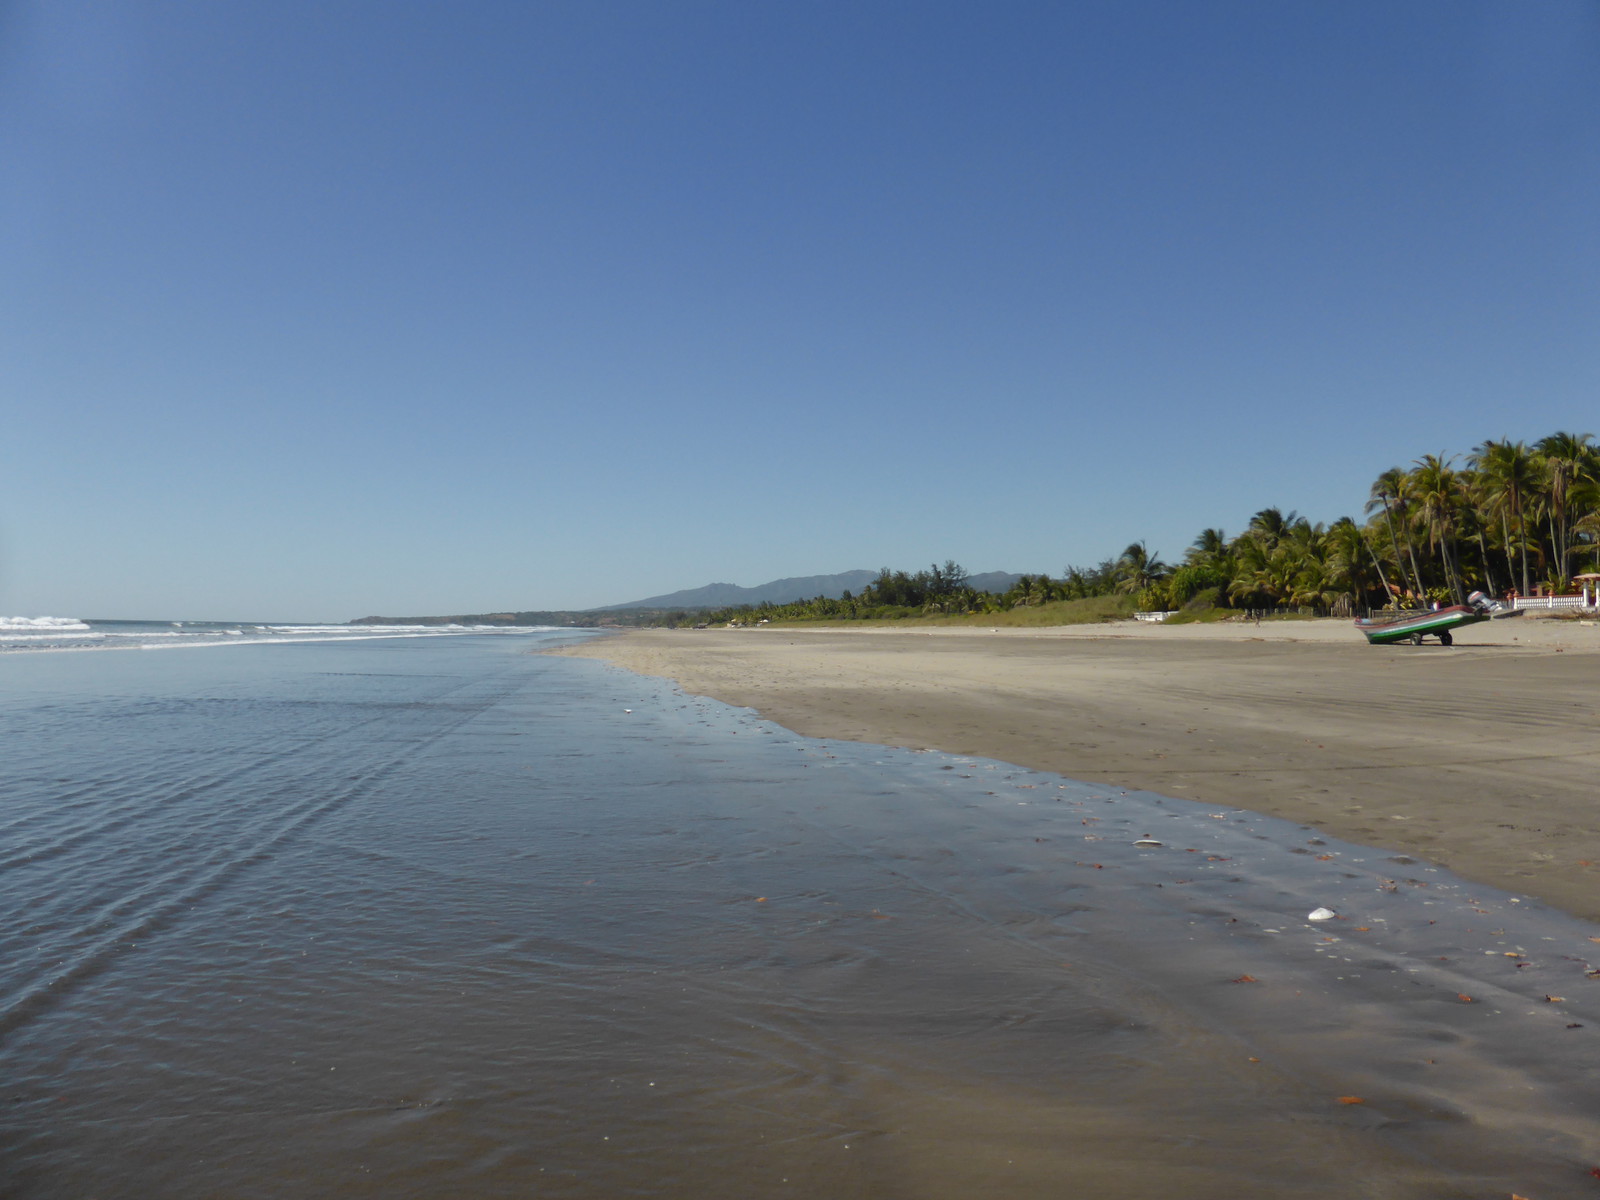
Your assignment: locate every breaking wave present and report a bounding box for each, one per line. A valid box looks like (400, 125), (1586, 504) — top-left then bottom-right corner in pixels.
(0, 617), (91, 631)
(0, 618), (568, 654)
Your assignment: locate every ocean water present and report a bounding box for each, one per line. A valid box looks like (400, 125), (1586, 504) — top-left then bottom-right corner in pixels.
(0, 615), (526, 653)
(2, 628), (1598, 1198)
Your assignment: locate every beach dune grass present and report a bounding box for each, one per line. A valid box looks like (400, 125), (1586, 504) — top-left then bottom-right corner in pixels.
(927, 594), (1140, 626)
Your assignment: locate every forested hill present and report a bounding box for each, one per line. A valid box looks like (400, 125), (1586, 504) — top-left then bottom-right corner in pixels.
(598, 570), (1025, 610)
(350, 569), (1036, 625)
(595, 571), (877, 610)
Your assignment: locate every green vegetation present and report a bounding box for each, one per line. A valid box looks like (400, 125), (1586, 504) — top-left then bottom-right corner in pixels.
(658, 562), (1139, 628)
(665, 431), (1600, 628)
(756, 594), (1141, 629)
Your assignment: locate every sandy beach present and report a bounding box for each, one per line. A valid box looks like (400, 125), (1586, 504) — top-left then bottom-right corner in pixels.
(554, 615), (1600, 922)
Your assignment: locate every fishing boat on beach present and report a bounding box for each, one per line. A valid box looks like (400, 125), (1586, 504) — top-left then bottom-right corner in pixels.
(1354, 591), (1519, 646)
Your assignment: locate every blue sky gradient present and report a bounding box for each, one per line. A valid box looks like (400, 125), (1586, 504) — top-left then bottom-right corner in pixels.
(3, 1), (1596, 619)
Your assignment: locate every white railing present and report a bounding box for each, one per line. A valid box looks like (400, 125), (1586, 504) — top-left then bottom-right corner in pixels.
(1132, 610), (1180, 623)
(1511, 595), (1598, 612)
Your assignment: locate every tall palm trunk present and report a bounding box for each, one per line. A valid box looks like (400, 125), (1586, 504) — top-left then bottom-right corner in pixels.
(1363, 541), (1393, 608)
(1402, 520), (1426, 600)
(1514, 492), (1531, 596)
(1447, 531), (1468, 603)
(1500, 511), (1516, 593)
(1377, 501), (1415, 599)
(1392, 505), (1427, 599)
(1545, 508), (1560, 587)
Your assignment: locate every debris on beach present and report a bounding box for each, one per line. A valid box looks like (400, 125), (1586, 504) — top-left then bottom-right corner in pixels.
(1308, 907), (1337, 921)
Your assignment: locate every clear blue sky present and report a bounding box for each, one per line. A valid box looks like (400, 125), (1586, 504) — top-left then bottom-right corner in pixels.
(3, 1), (1596, 620)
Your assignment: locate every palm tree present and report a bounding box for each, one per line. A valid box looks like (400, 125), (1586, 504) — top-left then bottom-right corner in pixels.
(1178, 528), (1234, 604)
(1410, 454), (1466, 603)
(1325, 516), (1385, 611)
(1114, 542), (1167, 594)
(1468, 439), (1541, 597)
(1231, 544), (1299, 609)
(1245, 508), (1298, 549)
(1365, 469), (1425, 600)
(1456, 498), (1499, 598)
(1281, 523), (1363, 614)
(1571, 475), (1600, 574)
(1186, 528), (1229, 566)
(1535, 431), (1598, 585)
(1226, 535), (1269, 607)
(1282, 516), (1323, 556)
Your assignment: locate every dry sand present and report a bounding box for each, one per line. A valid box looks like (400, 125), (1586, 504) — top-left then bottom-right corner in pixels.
(552, 614), (1600, 922)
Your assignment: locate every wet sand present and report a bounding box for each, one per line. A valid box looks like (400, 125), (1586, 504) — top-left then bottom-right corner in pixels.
(553, 616), (1600, 922)
(12, 632), (1600, 1198)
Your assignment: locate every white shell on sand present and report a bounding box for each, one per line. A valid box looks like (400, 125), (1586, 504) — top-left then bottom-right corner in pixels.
(1307, 907), (1337, 921)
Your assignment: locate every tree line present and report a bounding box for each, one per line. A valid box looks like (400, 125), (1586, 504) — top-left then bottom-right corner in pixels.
(664, 431), (1600, 626)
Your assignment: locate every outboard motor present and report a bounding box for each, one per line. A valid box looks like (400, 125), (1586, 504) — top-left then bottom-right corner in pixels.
(1467, 590), (1498, 614)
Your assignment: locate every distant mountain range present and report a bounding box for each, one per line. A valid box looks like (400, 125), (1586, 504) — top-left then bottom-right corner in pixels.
(351, 570), (1033, 626)
(597, 569), (1025, 612)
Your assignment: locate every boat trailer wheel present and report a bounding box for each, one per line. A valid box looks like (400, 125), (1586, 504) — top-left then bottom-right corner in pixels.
(1439, 630), (1453, 646)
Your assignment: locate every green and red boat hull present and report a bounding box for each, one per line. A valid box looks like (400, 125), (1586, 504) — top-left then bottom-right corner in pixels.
(1354, 605), (1489, 645)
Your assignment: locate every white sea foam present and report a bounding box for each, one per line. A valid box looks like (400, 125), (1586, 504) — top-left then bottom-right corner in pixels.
(0, 616), (90, 631)
(0, 631), (105, 642)
(268, 630), (441, 640)
(136, 632), (492, 650)
(2, 620), (565, 655)
(301, 625), (560, 638)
